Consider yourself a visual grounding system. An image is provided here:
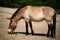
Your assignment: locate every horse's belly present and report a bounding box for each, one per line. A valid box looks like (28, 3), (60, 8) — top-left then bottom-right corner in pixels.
(30, 13), (44, 22)
(31, 17), (44, 22)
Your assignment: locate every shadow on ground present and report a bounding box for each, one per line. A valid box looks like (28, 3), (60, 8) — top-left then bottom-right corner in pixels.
(11, 32), (47, 36)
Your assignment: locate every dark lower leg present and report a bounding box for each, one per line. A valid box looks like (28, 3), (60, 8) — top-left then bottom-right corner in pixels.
(54, 27), (56, 37)
(29, 21), (34, 35)
(51, 26), (54, 37)
(51, 25), (56, 38)
(25, 22), (29, 35)
(53, 28), (56, 38)
(53, 24), (56, 38)
(47, 24), (51, 37)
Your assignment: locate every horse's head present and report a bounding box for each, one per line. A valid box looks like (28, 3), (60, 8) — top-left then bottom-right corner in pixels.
(8, 19), (17, 34)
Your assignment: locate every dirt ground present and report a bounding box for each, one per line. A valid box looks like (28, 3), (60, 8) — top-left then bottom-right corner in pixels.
(0, 7), (60, 40)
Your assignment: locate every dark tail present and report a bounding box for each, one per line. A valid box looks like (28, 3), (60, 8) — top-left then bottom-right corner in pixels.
(53, 11), (56, 37)
(53, 11), (56, 27)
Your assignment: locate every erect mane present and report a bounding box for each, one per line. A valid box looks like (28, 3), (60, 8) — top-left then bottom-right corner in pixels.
(11, 5), (27, 19)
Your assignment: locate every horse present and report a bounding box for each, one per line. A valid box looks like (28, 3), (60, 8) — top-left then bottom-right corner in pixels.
(7, 5), (56, 38)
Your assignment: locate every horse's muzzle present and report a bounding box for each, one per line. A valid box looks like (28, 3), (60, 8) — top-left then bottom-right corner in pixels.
(8, 29), (13, 34)
(8, 31), (13, 34)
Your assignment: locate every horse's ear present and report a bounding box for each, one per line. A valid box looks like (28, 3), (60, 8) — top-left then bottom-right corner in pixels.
(6, 17), (11, 19)
(6, 18), (12, 21)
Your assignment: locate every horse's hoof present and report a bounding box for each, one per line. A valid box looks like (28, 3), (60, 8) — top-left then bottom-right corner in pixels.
(31, 33), (34, 35)
(47, 35), (49, 37)
(51, 36), (56, 38)
(26, 32), (29, 35)
(47, 34), (49, 37)
(46, 34), (50, 37)
(26, 34), (29, 35)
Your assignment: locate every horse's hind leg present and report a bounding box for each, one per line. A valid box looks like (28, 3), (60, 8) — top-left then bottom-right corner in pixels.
(47, 24), (51, 37)
(52, 25), (56, 38)
(50, 22), (56, 37)
(46, 18), (56, 38)
(46, 20), (53, 37)
(50, 23), (55, 38)
(29, 21), (34, 35)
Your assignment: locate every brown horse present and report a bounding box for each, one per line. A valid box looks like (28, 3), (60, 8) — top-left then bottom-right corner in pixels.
(8, 5), (56, 38)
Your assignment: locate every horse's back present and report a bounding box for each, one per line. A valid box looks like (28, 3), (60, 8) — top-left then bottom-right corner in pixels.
(26, 6), (55, 15)
(22, 6), (55, 21)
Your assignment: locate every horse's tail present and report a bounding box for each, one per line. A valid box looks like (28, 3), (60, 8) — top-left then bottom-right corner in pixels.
(53, 11), (56, 27)
(53, 11), (56, 37)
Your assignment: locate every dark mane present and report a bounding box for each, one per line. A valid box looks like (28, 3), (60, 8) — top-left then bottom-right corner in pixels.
(11, 5), (27, 19)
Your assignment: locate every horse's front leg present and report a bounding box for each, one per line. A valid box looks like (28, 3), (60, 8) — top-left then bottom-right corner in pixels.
(29, 21), (34, 35)
(25, 21), (29, 35)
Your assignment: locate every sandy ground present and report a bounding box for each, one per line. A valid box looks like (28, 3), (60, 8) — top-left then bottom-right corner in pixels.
(0, 7), (60, 40)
